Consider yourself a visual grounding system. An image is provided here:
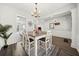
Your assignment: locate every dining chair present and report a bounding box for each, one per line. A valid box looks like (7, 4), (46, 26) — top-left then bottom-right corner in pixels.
(19, 30), (35, 56)
(39, 30), (52, 55)
(21, 31), (35, 56)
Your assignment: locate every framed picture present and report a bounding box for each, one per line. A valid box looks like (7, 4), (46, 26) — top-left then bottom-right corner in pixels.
(49, 22), (60, 29)
(49, 23), (54, 29)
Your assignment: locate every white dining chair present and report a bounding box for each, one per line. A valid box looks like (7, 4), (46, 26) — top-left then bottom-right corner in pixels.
(19, 30), (26, 49)
(21, 31), (35, 56)
(39, 30), (52, 55)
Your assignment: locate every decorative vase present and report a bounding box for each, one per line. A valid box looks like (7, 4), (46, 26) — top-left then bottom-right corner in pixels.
(3, 45), (8, 49)
(3, 39), (8, 49)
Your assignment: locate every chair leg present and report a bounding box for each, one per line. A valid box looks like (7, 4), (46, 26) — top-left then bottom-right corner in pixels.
(28, 43), (30, 56)
(45, 42), (47, 56)
(40, 41), (42, 45)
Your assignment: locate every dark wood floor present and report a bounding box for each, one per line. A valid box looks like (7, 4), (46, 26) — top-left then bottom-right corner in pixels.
(0, 42), (28, 56)
(0, 36), (79, 56)
(51, 36), (79, 56)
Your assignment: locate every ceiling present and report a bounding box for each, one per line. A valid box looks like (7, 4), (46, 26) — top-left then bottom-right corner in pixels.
(0, 3), (73, 19)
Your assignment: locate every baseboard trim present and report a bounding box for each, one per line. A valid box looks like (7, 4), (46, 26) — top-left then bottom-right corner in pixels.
(53, 36), (71, 40)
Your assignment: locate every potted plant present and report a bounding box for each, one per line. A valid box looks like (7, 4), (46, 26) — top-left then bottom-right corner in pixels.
(0, 24), (12, 49)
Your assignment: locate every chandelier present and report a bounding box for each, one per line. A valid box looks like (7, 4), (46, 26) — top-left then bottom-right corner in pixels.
(31, 3), (40, 18)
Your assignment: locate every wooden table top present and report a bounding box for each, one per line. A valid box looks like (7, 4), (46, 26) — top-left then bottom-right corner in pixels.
(28, 31), (47, 37)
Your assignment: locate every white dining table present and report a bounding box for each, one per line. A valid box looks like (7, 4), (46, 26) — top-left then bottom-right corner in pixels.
(28, 31), (47, 56)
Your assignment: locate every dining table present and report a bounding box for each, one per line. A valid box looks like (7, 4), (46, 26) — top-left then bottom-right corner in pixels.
(28, 31), (47, 56)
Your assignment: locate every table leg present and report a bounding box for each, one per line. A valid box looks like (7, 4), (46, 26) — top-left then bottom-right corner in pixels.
(35, 38), (37, 56)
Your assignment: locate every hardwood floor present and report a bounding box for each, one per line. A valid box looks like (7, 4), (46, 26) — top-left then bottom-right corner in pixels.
(0, 42), (28, 56)
(0, 36), (79, 56)
(51, 36), (79, 56)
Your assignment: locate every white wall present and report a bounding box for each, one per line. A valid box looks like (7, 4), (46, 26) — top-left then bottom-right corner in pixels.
(0, 4), (27, 49)
(52, 14), (72, 38)
(76, 4), (79, 49)
(39, 14), (72, 39)
(70, 4), (79, 52)
(74, 4), (79, 52)
(0, 4), (26, 33)
(39, 4), (74, 39)
(71, 7), (78, 48)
